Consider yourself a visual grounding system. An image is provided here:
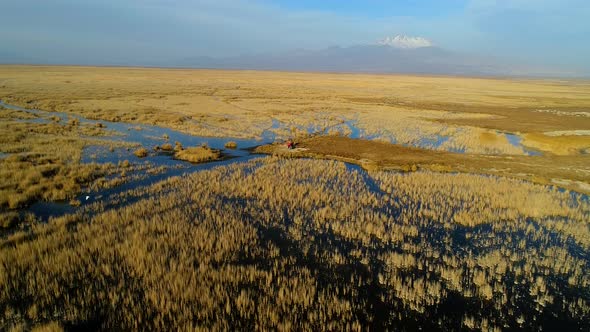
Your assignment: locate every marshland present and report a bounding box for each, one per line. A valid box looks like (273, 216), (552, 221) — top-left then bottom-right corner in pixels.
(1, 66), (590, 331)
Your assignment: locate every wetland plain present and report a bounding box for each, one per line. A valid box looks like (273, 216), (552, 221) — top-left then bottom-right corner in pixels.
(1, 66), (590, 331)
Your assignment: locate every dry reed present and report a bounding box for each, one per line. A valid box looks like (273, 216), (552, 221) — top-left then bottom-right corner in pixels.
(1, 157), (588, 331)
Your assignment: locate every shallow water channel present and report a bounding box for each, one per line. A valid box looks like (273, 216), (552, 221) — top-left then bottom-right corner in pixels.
(1, 101), (391, 221)
(0, 100), (550, 220)
(3, 101), (590, 330)
(0, 101), (281, 220)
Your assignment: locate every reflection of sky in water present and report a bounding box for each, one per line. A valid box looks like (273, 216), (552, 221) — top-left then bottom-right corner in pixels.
(346, 120), (362, 138)
(505, 132), (542, 156)
(0, 100), (274, 220)
(1, 99), (270, 160)
(1, 100), (543, 157)
(0, 100), (555, 222)
(323, 120), (462, 152)
(417, 135), (451, 149)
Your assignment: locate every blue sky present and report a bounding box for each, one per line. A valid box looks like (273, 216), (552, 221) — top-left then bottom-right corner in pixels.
(0, 0), (588, 74)
(264, 0), (469, 18)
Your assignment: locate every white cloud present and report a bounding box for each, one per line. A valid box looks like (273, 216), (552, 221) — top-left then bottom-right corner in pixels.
(377, 35), (434, 49)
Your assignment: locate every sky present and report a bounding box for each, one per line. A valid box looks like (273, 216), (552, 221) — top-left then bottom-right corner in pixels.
(0, 0), (589, 74)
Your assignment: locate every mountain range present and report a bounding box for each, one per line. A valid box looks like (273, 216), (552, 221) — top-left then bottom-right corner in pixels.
(173, 35), (557, 77)
(0, 35), (574, 77)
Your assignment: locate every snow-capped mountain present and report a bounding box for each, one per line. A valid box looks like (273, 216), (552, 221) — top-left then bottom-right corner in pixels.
(377, 35), (434, 49)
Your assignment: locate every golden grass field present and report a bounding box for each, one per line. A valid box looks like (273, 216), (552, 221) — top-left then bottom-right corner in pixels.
(1, 158), (589, 330)
(0, 106), (135, 226)
(257, 135), (590, 194)
(1, 65), (590, 156)
(1, 66), (590, 330)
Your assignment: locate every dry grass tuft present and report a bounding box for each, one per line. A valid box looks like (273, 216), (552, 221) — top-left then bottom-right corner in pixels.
(160, 143), (174, 151)
(224, 141), (238, 149)
(0, 211), (19, 228)
(133, 147), (148, 158)
(174, 141), (183, 151)
(174, 146), (221, 163)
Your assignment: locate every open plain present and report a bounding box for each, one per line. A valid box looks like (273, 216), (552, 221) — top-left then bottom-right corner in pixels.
(2, 66), (590, 155)
(1, 66), (590, 331)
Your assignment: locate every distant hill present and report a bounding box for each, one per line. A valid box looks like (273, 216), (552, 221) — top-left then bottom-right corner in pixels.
(173, 36), (545, 77)
(0, 34), (576, 77)
(176, 46), (507, 76)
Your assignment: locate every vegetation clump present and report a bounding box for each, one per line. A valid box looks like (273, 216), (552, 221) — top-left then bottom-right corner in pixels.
(174, 141), (183, 151)
(133, 147), (148, 158)
(224, 141), (238, 149)
(67, 117), (79, 126)
(174, 146), (221, 163)
(160, 143), (174, 151)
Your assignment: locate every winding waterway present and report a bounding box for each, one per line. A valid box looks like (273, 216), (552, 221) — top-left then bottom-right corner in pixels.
(0, 100), (557, 221)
